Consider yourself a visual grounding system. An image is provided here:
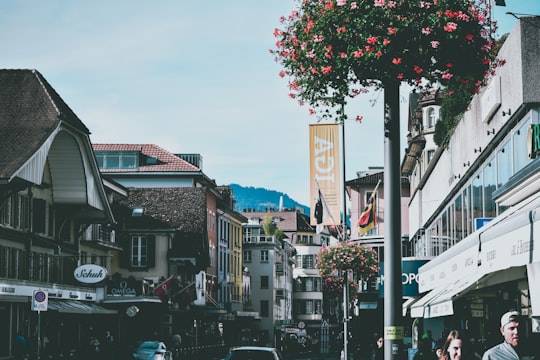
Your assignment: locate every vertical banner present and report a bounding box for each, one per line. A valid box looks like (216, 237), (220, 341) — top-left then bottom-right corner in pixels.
(309, 124), (341, 226)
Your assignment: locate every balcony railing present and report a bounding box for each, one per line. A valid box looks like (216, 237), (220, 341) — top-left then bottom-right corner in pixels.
(243, 235), (276, 244)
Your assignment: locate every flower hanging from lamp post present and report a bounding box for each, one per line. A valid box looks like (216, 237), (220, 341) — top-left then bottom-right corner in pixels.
(271, 0), (501, 122)
(272, 1), (501, 359)
(317, 241), (378, 278)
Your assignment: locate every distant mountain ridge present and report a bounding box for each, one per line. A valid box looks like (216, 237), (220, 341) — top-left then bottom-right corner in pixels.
(228, 183), (310, 215)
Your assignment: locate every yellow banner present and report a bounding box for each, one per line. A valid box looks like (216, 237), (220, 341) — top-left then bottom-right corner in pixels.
(309, 124), (341, 226)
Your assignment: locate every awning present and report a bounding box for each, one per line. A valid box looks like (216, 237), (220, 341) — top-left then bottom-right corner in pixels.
(528, 262), (540, 316)
(411, 272), (487, 318)
(402, 297), (419, 317)
(47, 300), (117, 315)
(103, 296), (162, 304)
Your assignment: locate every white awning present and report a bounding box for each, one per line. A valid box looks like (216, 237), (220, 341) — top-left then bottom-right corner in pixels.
(48, 300), (117, 315)
(402, 297), (420, 317)
(527, 262), (540, 316)
(411, 271), (487, 318)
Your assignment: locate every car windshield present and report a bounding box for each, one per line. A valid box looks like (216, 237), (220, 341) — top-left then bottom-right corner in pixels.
(139, 342), (159, 350)
(227, 350), (276, 360)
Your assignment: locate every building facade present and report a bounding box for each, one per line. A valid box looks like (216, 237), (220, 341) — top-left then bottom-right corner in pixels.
(403, 17), (540, 349)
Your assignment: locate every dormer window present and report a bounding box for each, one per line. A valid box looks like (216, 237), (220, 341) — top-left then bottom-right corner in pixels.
(95, 151), (138, 169)
(427, 107), (436, 128)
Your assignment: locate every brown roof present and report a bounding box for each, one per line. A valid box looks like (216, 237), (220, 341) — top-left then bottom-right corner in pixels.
(93, 144), (200, 173)
(113, 187), (207, 232)
(0, 69), (90, 180)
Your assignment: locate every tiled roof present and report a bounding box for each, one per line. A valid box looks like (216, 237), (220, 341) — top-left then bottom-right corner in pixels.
(113, 187), (207, 232)
(93, 144), (200, 173)
(241, 210), (314, 234)
(0, 69), (90, 179)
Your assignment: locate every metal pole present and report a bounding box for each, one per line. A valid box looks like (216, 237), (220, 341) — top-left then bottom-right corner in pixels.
(341, 107), (349, 359)
(341, 114), (348, 239)
(383, 80), (404, 360)
(343, 271), (349, 360)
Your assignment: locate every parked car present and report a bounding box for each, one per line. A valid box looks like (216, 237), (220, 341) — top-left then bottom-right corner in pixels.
(132, 341), (172, 360)
(222, 346), (282, 360)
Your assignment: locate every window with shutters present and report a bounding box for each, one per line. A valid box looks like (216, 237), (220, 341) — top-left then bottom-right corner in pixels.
(131, 235), (148, 267)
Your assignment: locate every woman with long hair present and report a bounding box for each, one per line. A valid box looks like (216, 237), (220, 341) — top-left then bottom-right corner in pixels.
(440, 330), (466, 360)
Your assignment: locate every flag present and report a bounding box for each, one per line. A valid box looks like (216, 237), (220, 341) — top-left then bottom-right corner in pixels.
(314, 189), (332, 234)
(174, 281), (197, 308)
(357, 197), (376, 235)
(154, 275), (174, 303)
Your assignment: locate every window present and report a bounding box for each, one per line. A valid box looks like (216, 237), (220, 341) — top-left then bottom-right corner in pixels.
(513, 120), (532, 173)
(301, 255), (315, 269)
(95, 151), (138, 169)
(427, 150), (435, 164)
(260, 250), (269, 262)
(131, 235), (148, 267)
(260, 300), (269, 317)
(427, 107), (436, 128)
(260, 276), (269, 289)
(483, 160), (497, 218)
(243, 250), (252, 263)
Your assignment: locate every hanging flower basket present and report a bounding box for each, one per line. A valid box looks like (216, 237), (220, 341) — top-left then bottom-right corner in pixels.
(271, 0), (502, 122)
(316, 241), (379, 278)
(322, 276), (359, 300)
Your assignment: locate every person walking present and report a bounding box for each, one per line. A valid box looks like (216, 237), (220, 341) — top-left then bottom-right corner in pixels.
(371, 336), (384, 360)
(440, 330), (465, 360)
(482, 311), (535, 360)
(13, 332), (27, 360)
(414, 335), (438, 360)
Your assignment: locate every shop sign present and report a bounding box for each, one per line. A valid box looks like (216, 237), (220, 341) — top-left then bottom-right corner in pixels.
(528, 124), (540, 159)
(109, 280), (138, 296)
(378, 259), (429, 297)
(73, 264), (108, 284)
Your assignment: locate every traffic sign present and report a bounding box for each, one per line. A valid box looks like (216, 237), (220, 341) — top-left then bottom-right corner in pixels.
(32, 290), (48, 312)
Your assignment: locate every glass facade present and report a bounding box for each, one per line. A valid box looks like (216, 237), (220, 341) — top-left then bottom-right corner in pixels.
(413, 110), (536, 257)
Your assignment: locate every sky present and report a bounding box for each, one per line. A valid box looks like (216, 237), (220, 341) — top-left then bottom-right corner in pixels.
(1, 1), (539, 207)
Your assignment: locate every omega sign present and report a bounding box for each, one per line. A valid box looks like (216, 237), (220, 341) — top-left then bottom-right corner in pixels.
(74, 264), (108, 284)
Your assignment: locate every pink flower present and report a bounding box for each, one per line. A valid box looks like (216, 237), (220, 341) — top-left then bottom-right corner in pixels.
(422, 27), (431, 35)
(353, 49), (364, 58)
(414, 65), (423, 74)
(337, 26), (347, 34)
(313, 35), (324, 42)
(374, 0), (385, 7)
(366, 36), (378, 45)
(392, 57), (402, 65)
(431, 41), (439, 48)
(466, 34), (474, 41)
(322, 66), (332, 74)
(442, 73), (453, 80)
(444, 22), (458, 32)
(387, 1), (396, 8)
(337, 0), (347, 6)
(340, 52), (347, 58)
(350, 2), (358, 9)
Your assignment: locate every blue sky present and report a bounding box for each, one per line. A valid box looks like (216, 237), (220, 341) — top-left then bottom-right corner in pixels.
(1, 1), (538, 206)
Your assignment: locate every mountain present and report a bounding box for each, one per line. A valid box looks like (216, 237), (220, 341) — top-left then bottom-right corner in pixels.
(228, 183), (310, 215)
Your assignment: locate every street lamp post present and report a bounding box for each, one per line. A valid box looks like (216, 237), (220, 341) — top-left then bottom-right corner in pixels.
(383, 81), (404, 360)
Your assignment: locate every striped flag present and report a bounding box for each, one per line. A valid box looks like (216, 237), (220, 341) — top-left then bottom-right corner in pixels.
(154, 275), (174, 303)
(314, 189), (332, 234)
(357, 197), (376, 235)
(357, 180), (380, 236)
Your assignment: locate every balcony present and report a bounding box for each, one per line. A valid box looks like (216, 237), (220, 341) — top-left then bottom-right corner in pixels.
(275, 262), (284, 274)
(243, 235), (276, 244)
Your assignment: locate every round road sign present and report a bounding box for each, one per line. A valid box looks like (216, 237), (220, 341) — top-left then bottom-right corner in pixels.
(34, 290), (47, 302)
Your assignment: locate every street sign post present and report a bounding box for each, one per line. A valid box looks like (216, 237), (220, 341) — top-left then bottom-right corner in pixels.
(32, 290), (48, 312)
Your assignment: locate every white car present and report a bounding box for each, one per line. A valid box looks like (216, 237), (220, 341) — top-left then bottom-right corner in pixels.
(223, 346), (283, 360)
(132, 341), (172, 360)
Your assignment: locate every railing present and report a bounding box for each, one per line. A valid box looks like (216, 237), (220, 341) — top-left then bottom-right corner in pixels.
(172, 344), (227, 360)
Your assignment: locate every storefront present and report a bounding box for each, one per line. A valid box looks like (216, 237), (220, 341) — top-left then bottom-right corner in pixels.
(411, 192), (540, 347)
(0, 281), (116, 360)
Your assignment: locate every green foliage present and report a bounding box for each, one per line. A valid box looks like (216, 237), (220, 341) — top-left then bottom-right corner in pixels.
(272, 0), (499, 122)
